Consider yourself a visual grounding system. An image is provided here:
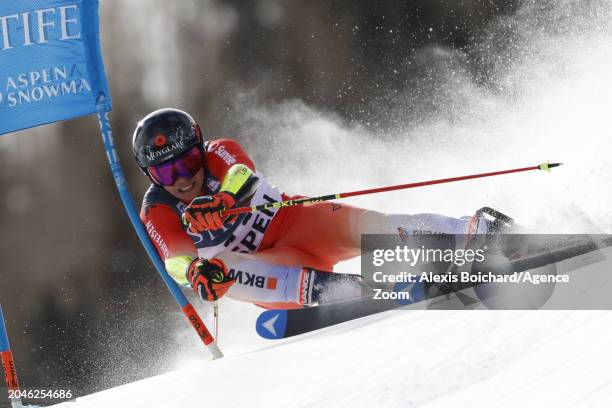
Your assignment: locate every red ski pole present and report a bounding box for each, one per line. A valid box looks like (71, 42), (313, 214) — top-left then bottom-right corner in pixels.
(225, 162), (562, 216)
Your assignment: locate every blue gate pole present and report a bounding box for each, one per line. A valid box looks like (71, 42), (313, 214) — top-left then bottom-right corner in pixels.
(95, 94), (222, 359)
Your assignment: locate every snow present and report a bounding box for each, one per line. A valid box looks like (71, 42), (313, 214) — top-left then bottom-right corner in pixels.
(50, 311), (612, 407)
(52, 255), (612, 408)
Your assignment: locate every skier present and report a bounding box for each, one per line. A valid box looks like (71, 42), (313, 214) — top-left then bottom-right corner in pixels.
(134, 108), (506, 309)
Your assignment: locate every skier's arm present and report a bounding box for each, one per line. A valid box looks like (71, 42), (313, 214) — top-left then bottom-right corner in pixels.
(141, 204), (236, 300)
(206, 138), (260, 204)
(141, 204), (198, 286)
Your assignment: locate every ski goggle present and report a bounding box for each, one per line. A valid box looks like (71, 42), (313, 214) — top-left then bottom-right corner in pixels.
(147, 147), (203, 186)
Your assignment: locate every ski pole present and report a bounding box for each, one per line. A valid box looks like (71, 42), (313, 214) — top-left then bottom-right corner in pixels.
(1, 305), (22, 408)
(225, 162), (562, 216)
(95, 96), (222, 359)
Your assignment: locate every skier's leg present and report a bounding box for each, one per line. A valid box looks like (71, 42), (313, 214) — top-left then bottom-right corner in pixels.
(212, 204), (496, 308)
(213, 251), (363, 309)
(352, 210), (485, 244)
(261, 201), (483, 267)
(259, 202), (363, 269)
(237, 200), (505, 307)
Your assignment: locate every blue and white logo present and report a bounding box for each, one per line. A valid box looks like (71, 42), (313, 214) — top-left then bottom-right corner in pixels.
(256, 310), (288, 339)
(0, 0), (111, 135)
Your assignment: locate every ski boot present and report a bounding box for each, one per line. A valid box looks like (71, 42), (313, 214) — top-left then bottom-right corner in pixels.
(466, 207), (543, 271)
(301, 268), (370, 306)
(465, 206), (517, 249)
(467, 206), (515, 236)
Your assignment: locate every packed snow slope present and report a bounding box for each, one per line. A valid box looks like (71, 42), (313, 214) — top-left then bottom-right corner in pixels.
(51, 246), (612, 407)
(53, 308), (612, 408)
(53, 244), (612, 407)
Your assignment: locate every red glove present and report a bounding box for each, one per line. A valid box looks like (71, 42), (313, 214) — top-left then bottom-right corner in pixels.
(183, 192), (237, 232)
(188, 258), (235, 301)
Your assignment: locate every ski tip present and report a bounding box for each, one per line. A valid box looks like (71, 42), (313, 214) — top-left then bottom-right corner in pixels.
(256, 310), (288, 340)
(538, 162), (563, 172)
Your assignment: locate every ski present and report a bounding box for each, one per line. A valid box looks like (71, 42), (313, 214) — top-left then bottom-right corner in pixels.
(255, 294), (400, 340)
(256, 234), (612, 339)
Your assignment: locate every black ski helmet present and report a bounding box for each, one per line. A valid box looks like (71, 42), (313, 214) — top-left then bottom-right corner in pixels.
(132, 108), (203, 172)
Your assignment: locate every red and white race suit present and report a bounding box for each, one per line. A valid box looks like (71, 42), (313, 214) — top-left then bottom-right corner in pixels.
(141, 138), (479, 309)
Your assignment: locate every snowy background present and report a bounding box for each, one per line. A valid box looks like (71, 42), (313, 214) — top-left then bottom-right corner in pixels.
(1, 0), (611, 406)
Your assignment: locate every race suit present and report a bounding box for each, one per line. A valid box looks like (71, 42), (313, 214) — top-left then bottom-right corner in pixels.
(141, 138), (478, 309)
